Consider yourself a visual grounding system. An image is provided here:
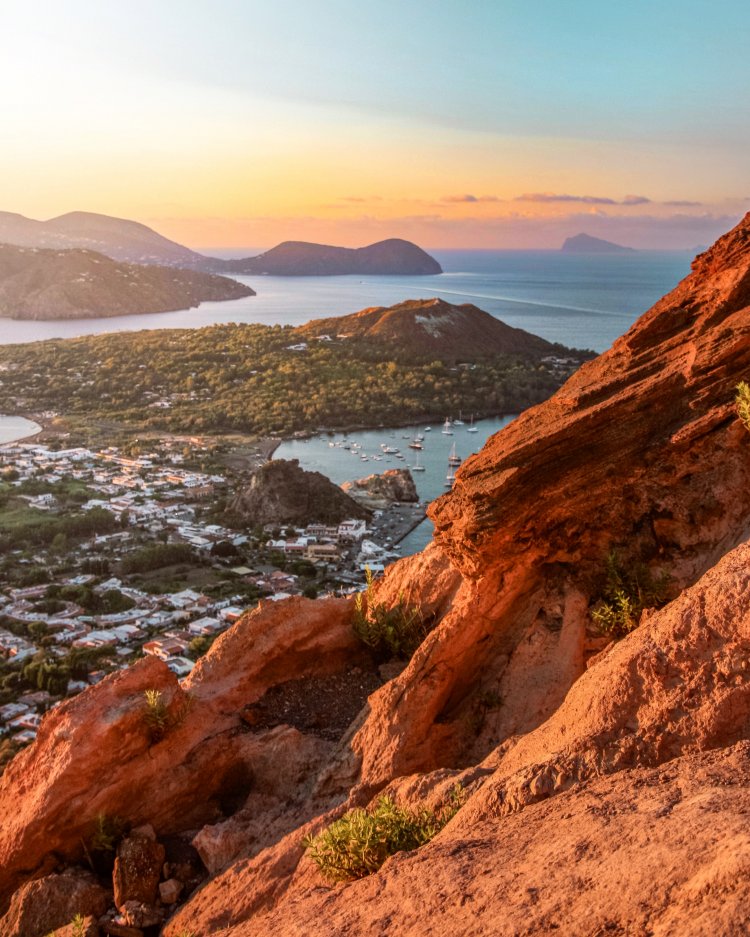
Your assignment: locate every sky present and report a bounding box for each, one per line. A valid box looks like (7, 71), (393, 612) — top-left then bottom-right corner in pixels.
(0, 0), (748, 250)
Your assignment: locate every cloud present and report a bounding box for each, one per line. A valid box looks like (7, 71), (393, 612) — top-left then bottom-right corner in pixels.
(622, 195), (652, 205)
(442, 194), (500, 203)
(515, 192), (618, 205)
(663, 199), (703, 207)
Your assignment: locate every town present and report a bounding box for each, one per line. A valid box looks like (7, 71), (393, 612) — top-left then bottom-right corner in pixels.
(0, 437), (415, 769)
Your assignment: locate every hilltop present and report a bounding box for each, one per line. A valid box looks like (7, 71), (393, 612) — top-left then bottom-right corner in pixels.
(229, 238), (442, 276)
(561, 232), (635, 253)
(0, 243), (254, 320)
(0, 211), (441, 276)
(297, 297), (557, 360)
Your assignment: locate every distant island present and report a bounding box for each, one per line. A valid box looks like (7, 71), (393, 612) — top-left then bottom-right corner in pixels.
(224, 238), (442, 276)
(0, 211), (441, 277)
(0, 243), (254, 320)
(561, 233), (635, 253)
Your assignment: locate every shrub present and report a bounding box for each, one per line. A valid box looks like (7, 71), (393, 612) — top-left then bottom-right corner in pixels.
(89, 812), (126, 854)
(142, 688), (169, 743)
(304, 786), (464, 883)
(70, 914), (86, 937)
(352, 568), (429, 661)
(591, 551), (668, 639)
(737, 381), (750, 431)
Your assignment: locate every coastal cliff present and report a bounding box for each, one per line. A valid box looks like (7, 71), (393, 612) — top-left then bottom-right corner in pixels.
(2, 214), (750, 935)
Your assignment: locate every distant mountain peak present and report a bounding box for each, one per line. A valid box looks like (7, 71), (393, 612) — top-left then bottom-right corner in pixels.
(561, 233), (635, 253)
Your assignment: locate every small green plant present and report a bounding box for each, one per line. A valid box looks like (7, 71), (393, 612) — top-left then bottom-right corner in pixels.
(591, 551), (668, 639)
(71, 914), (86, 937)
(142, 688), (169, 743)
(353, 567), (429, 661)
(736, 381), (750, 431)
(88, 812), (126, 854)
(304, 785), (464, 883)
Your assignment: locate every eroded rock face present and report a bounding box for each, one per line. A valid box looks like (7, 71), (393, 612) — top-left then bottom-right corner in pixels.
(0, 596), (360, 909)
(112, 834), (165, 908)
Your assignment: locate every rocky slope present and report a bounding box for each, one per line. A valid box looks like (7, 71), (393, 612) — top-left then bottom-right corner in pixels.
(0, 244), (253, 320)
(2, 214), (750, 934)
(298, 297), (561, 360)
(228, 238), (441, 276)
(228, 459), (370, 527)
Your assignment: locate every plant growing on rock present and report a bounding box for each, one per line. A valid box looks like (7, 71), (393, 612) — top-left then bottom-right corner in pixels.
(304, 785), (464, 883)
(353, 567), (429, 661)
(591, 551), (668, 639)
(142, 688), (169, 743)
(70, 913), (86, 937)
(736, 381), (750, 431)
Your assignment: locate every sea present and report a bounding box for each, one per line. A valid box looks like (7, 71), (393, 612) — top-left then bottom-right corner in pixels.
(0, 249), (693, 554)
(0, 249), (692, 353)
(0, 415), (41, 445)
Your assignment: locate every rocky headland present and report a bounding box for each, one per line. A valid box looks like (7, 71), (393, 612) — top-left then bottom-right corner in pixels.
(0, 244), (254, 320)
(561, 232), (635, 253)
(2, 214), (750, 934)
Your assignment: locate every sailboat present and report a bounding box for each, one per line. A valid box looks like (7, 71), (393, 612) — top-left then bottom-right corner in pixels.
(444, 468), (456, 487)
(441, 417), (453, 435)
(447, 442), (462, 466)
(408, 434), (423, 450)
(453, 410), (465, 426)
(412, 450), (425, 472)
(467, 413), (478, 433)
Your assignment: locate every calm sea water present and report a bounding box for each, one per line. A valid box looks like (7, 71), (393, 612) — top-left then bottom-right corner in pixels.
(0, 415), (41, 444)
(276, 416), (516, 554)
(0, 250), (692, 353)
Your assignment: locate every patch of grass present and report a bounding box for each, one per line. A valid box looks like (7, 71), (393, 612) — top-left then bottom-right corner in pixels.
(304, 785), (464, 883)
(142, 688), (169, 743)
(352, 567), (429, 662)
(736, 381), (750, 431)
(591, 551), (668, 639)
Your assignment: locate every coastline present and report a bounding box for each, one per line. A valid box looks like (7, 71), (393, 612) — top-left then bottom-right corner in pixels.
(0, 413), (45, 447)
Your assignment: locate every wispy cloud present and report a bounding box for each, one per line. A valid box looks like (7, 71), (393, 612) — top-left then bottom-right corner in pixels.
(516, 192), (617, 205)
(622, 195), (652, 205)
(663, 199), (703, 207)
(442, 194), (500, 203)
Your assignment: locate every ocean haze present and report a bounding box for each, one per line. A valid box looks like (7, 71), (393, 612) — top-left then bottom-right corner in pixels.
(0, 250), (692, 353)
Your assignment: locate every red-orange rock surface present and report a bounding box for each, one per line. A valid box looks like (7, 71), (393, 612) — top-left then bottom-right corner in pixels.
(4, 215), (750, 935)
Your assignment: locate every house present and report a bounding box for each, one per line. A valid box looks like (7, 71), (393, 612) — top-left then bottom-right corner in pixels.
(143, 637), (188, 660)
(305, 542), (340, 562)
(187, 616), (223, 636)
(166, 656), (194, 677)
(219, 607), (243, 624)
(338, 519), (368, 542)
(0, 702), (31, 724)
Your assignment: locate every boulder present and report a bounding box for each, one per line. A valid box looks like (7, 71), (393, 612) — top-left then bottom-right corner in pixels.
(342, 468), (419, 509)
(0, 870), (109, 937)
(113, 835), (165, 908)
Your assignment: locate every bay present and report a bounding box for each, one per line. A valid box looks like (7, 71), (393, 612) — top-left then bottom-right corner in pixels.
(275, 415), (516, 556)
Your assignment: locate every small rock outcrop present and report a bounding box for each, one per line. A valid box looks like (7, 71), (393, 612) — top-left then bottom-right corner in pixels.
(0, 870), (109, 937)
(342, 468), (419, 509)
(228, 458), (371, 527)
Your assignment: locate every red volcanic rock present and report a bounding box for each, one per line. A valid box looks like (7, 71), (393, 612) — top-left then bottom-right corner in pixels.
(0, 870), (109, 937)
(0, 597), (361, 910)
(112, 834), (165, 908)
